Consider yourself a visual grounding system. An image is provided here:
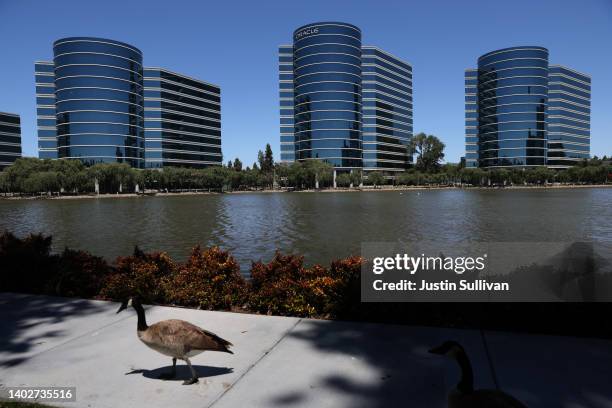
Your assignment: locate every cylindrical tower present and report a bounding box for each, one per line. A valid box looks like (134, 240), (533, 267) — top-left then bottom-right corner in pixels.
(477, 46), (548, 168)
(293, 22), (362, 170)
(53, 37), (145, 168)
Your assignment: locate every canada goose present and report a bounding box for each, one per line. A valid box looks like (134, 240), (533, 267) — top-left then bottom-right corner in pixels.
(117, 297), (233, 385)
(429, 341), (527, 408)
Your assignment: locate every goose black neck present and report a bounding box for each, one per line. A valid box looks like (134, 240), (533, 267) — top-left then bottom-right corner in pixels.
(455, 351), (474, 393)
(133, 303), (148, 331)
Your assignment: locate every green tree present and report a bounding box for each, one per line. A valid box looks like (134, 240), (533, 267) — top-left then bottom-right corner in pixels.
(410, 133), (446, 172)
(460, 168), (486, 186)
(0, 172), (9, 194)
(257, 150), (265, 172)
(349, 170), (362, 187)
(304, 160), (333, 189)
(263, 144), (274, 173)
(396, 172), (417, 186)
(233, 158), (243, 172)
(489, 168), (510, 185)
(366, 171), (385, 188)
(38, 171), (61, 194)
(335, 173), (351, 187)
(286, 162), (306, 188)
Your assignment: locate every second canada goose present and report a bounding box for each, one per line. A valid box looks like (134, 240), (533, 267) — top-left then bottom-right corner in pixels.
(429, 341), (527, 408)
(117, 297), (233, 385)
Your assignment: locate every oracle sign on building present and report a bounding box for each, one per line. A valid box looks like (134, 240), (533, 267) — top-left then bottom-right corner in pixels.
(294, 26), (319, 41)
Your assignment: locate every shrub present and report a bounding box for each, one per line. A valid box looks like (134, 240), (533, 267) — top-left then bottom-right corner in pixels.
(365, 171), (385, 187)
(167, 246), (247, 310)
(248, 252), (365, 318)
(249, 252), (317, 316)
(0, 231), (57, 293)
(335, 173), (351, 187)
(325, 256), (364, 318)
(0, 231), (366, 320)
(48, 248), (111, 298)
(98, 248), (176, 304)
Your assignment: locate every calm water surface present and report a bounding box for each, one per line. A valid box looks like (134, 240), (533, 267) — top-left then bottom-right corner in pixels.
(1, 188), (611, 269)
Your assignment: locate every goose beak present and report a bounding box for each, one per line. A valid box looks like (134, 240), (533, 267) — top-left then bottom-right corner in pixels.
(116, 303), (128, 314)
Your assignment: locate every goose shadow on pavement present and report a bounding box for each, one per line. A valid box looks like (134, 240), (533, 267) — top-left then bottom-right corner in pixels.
(126, 365), (233, 382)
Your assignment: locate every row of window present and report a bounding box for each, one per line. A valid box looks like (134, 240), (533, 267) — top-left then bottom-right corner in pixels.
(0, 134), (21, 144)
(145, 70), (219, 95)
(478, 48), (548, 67)
(0, 124), (20, 134)
(55, 54), (141, 73)
(56, 65), (142, 82)
(54, 40), (141, 60)
(144, 81), (220, 103)
(294, 35), (361, 52)
(296, 148), (362, 159)
(479, 157), (546, 167)
(479, 58), (548, 72)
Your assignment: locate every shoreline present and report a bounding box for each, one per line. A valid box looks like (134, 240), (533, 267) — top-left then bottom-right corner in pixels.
(1, 183), (610, 200)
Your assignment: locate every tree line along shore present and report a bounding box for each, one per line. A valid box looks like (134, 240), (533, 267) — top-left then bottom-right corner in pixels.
(1, 140), (610, 196)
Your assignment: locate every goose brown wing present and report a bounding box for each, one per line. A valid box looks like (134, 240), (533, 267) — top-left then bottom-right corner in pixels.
(149, 319), (233, 353)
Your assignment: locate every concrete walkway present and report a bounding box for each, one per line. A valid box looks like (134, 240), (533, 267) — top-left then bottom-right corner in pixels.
(0, 293), (611, 408)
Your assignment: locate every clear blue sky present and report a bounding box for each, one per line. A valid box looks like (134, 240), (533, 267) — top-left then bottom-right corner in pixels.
(1, 0), (611, 165)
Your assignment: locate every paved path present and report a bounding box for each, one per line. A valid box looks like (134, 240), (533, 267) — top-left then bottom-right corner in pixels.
(0, 293), (611, 407)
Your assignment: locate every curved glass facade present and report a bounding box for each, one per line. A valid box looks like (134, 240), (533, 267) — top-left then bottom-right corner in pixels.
(477, 46), (548, 167)
(53, 37), (145, 167)
(293, 22), (362, 169)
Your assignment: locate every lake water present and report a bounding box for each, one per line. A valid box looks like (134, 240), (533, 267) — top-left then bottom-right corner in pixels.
(1, 188), (611, 270)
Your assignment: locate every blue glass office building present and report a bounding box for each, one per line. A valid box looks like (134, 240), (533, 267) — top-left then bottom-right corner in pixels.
(0, 112), (22, 170)
(279, 45), (295, 163)
(144, 68), (221, 168)
(51, 38), (145, 167)
(36, 37), (221, 169)
(547, 66), (591, 167)
(35, 61), (58, 159)
(361, 47), (412, 171)
(280, 22), (412, 174)
(464, 69), (478, 168)
(465, 46), (590, 169)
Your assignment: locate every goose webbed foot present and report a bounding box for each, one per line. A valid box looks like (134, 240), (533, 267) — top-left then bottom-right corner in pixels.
(182, 357), (199, 385)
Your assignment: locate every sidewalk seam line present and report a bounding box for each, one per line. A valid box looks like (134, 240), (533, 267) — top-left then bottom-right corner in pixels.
(207, 317), (303, 408)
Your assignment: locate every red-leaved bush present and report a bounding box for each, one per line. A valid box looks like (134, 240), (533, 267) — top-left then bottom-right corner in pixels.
(0, 232), (365, 319)
(98, 249), (176, 304)
(167, 246), (247, 310)
(248, 252), (365, 318)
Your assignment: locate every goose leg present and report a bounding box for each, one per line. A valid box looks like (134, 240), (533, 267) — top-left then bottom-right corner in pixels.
(182, 357), (198, 385)
(158, 358), (177, 380)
